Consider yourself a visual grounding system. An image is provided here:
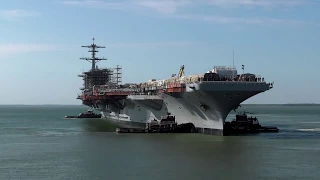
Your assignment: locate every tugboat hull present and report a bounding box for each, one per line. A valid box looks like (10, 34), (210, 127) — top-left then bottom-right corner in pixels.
(223, 112), (279, 135)
(64, 114), (102, 119)
(64, 110), (102, 119)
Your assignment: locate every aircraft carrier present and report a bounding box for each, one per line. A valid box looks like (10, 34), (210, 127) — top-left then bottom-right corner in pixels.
(77, 39), (274, 135)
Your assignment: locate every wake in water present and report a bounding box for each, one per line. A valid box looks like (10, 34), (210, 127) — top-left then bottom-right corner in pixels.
(299, 122), (320, 124)
(82, 119), (119, 132)
(296, 128), (320, 132)
(263, 127), (320, 140)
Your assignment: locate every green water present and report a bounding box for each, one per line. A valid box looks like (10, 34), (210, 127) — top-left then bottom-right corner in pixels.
(0, 105), (320, 180)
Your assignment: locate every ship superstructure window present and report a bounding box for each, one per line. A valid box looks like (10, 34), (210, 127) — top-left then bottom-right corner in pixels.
(203, 72), (220, 81)
(241, 73), (256, 81)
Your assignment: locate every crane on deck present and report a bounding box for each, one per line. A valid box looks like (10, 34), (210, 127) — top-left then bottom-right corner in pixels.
(178, 65), (184, 78)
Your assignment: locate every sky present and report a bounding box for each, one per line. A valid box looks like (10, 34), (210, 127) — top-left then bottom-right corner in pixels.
(0, 0), (319, 105)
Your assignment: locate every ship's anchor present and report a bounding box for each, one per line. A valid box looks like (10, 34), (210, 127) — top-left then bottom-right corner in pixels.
(199, 102), (209, 111)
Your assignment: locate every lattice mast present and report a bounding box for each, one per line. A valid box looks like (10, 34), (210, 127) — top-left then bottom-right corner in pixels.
(114, 65), (122, 85)
(80, 38), (107, 70)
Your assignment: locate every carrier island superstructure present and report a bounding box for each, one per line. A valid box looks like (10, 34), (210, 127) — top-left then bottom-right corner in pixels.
(77, 38), (153, 127)
(77, 39), (274, 135)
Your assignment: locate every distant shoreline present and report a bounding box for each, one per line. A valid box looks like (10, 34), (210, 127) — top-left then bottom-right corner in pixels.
(0, 103), (319, 106)
(0, 104), (84, 106)
(242, 103), (320, 106)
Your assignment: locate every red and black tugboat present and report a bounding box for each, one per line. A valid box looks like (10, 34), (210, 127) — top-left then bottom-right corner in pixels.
(146, 113), (178, 133)
(224, 111), (279, 135)
(145, 113), (196, 133)
(65, 110), (102, 119)
(115, 112), (196, 133)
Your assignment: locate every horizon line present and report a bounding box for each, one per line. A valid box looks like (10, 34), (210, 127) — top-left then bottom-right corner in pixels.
(0, 103), (319, 106)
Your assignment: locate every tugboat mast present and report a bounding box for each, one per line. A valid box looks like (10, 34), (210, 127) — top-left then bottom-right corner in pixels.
(80, 38), (108, 70)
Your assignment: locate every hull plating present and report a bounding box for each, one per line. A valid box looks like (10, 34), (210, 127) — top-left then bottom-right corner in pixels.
(95, 81), (271, 133)
(97, 102), (154, 128)
(128, 81), (271, 131)
(100, 110), (147, 128)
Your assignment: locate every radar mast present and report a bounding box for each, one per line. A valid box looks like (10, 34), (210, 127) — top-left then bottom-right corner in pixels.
(80, 38), (108, 70)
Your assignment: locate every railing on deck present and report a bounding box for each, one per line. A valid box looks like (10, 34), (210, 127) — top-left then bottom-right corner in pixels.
(89, 73), (271, 94)
(128, 94), (162, 100)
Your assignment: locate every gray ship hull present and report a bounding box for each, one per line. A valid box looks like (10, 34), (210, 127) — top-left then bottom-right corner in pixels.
(100, 112), (147, 128)
(127, 81), (271, 135)
(97, 101), (154, 128)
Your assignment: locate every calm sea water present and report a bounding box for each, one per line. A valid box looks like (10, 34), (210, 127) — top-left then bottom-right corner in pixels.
(0, 105), (320, 180)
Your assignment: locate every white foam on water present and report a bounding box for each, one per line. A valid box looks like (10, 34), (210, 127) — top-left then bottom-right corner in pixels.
(33, 130), (83, 137)
(255, 114), (296, 118)
(299, 122), (320, 124)
(296, 128), (320, 132)
(278, 146), (320, 151)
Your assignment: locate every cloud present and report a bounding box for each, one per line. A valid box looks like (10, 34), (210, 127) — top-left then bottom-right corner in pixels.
(104, 41), (198, 48)
(0, 10), (40, 21)
(0, 44), (72, 56)
(134, 0), (191, 14)
(61, 0), (192, 14)
(61, 0), (130, 10)
(173, 14), (318, 26)
(61, 0), (312, 12)
(207, 0), (312, 8)
(0, 41), (197, 56)
(60, 0), (316, 26)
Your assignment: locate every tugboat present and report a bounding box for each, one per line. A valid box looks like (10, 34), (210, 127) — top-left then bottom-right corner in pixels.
(146, 113), (178, 133)
(64, 110), (102, 119)
(144, 113), (196, 133)
(224, 111), (279, 135)
(115, 112), (197, 134)
(232, 111), (261, 129)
